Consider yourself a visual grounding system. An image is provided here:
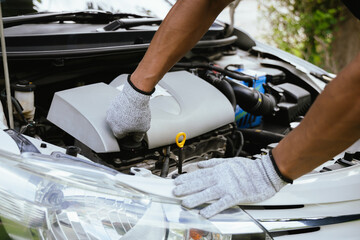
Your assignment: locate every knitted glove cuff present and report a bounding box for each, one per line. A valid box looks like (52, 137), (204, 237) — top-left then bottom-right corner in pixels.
(268, 150), (293, 184)
(121, 76), (152, 110)
(127, 75), (155, 96)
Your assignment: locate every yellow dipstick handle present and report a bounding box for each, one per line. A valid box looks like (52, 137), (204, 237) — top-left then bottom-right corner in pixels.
(175, 132), (187, 148)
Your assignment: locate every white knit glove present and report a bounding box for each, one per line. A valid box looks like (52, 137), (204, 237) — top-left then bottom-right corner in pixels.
(173, 153), (290, 218)
(106, 75), (154, 142)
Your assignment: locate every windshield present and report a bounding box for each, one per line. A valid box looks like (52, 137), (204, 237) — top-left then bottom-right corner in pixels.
(2, 0), (232, 23)
(3, 0), (174, 18)
(35, 0), (174, 18)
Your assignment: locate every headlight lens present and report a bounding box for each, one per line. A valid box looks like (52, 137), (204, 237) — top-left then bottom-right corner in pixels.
(0, 150), (269, 240)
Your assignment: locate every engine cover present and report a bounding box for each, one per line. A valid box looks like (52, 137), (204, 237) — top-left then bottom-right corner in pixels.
(47, 71), (234, 152)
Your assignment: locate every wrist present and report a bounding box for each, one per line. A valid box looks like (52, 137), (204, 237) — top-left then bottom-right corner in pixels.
(128, 75), (155, 95)
(269, 150), (293, 184)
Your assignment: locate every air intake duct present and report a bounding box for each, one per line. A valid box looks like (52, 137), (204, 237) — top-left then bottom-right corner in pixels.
(228, 80), (276, 116)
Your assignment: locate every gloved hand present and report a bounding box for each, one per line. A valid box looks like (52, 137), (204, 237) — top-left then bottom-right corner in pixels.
(173, 153), (289, 218)
(106, 75), (154, 142)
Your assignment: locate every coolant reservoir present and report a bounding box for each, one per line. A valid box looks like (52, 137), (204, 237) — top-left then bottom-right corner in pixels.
(0, 102), (8, 129)
(13, 81), (36, 121)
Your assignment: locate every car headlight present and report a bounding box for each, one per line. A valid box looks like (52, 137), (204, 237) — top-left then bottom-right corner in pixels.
(0, 150), (270, 240)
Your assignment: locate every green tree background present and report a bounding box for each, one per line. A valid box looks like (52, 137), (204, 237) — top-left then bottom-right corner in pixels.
(259, 0), (360, 73)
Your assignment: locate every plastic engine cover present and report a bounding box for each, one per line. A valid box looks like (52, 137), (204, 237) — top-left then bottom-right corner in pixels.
(47, 71), (234, 152)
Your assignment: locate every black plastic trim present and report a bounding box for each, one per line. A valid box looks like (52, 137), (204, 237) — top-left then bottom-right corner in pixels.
(269, 227), (321, 238)
(1, 36), (237, 59)
(241, 205), (304, 210)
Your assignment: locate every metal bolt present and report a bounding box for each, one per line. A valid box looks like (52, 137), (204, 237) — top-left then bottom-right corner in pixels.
(114, 158), (122, 164)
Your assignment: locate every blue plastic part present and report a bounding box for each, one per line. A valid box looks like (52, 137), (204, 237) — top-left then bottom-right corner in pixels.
(234, 69), (267, 128)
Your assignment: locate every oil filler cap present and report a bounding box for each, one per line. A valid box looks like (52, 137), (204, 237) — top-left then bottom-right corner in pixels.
(117, 136), (144, 151)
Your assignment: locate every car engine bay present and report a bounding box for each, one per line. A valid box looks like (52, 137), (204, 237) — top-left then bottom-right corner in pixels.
(1, 46), (336, 177)
(0, 13), (358, 179)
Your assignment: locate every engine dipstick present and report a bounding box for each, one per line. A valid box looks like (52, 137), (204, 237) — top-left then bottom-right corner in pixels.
(176, 132), (187, 174)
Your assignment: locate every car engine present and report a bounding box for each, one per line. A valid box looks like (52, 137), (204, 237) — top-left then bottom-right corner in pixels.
(42, 53), (315, 177)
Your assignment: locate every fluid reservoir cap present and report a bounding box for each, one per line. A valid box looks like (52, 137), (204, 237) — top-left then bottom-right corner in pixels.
(66, 146), (81, 157)
(117, 136), (143, 151)
(12, 80), (36, 92)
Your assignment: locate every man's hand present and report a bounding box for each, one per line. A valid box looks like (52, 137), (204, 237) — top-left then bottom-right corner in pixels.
(106, 75), (153, 142)
(173, 154), (288, 218)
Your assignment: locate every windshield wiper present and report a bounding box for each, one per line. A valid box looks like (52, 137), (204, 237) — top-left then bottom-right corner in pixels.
(98, 18), (162, 32)
(3, 11), (148, 28)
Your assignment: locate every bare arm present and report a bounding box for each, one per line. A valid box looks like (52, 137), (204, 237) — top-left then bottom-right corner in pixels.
(130, 0), (233, 92)
(106, 0), (233, 142)
(273, 53), (360, 180)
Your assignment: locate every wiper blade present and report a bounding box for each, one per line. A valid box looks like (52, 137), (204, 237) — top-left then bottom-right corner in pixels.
(98, 18), (162, 32)
(3, 11), (148, 28)
(4, 12), (80, 28)
(310, 72), (334, 83)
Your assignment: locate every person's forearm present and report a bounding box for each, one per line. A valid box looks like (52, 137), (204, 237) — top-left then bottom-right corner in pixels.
(273, 53), (360, 180)
(131, 0), (233, 92)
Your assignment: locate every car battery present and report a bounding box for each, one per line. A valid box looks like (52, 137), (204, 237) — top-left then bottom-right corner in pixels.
(233, 68), (267, 128)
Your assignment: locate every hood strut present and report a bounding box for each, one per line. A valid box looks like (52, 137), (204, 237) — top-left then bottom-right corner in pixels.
(0, 2), (13, 128)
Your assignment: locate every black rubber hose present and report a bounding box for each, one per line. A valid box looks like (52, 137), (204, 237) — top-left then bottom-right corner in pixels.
(11, 96), (28, 123)
(0, 91), (27, 123)
(240, 128), (285, 145)
(235, 130), (244, 157)
(204, 72), (237, 110)
(174, 62), (253, 87)
(228, 80), (276, 116)
(160, 146), (171, 178)
(174, 62), (276, 116)
(160, 155), (170, 178)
